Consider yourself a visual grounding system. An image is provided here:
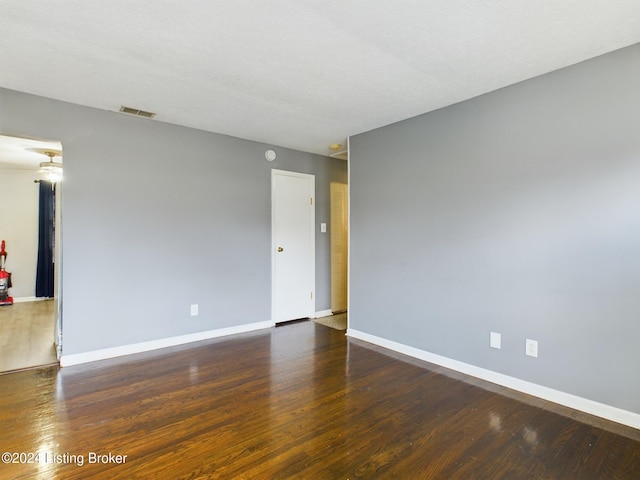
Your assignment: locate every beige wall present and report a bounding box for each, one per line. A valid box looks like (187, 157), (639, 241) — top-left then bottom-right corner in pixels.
(0, 168), (39, 298)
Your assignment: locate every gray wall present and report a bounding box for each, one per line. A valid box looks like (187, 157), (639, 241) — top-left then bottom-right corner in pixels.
(350, 44), (640, 414)
(0, 88), (346, 355)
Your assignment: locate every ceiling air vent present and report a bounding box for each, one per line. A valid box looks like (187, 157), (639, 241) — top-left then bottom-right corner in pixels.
(119, 106), (156, 118)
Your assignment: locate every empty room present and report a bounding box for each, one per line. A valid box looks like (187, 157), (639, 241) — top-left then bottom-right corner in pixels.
(0, 1), (639, 479)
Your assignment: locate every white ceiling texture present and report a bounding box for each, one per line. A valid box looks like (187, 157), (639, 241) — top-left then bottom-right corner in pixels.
(0, 1), (638, 158)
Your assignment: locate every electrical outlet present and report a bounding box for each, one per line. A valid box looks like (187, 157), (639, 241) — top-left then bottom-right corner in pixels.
(525, 339), (538, 358)
(490, 332), (501, 349)
(320, 223), (327, 233)
(190, 304), (199, 317)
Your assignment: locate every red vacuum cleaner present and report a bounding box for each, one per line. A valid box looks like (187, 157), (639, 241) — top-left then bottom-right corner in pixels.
(0, 240), (13, 306)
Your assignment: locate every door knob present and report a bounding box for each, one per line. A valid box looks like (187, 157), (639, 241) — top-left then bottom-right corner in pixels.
(277, 247), (284, 252)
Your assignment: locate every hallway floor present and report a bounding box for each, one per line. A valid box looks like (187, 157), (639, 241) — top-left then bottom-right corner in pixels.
(314, 312), (347, 330)
(0, 299), (57, 373)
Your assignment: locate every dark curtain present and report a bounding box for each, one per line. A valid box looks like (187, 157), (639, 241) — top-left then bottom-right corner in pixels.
(36, 181), (56, 298)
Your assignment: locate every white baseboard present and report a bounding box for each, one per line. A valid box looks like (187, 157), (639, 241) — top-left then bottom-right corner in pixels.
(314, 309), (333, 318)
(60, 320), (275, 367)
(13, 296), (50, 303)
(347, 328), (640, 430)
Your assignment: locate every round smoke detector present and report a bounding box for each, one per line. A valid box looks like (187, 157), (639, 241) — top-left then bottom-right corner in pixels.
(265, 150), (277, 162)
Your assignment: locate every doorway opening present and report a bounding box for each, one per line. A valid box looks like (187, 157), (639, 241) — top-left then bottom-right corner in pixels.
(0, 134), (62, 372)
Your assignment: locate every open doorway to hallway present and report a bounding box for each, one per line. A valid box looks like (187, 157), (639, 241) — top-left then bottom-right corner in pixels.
(0, 134), (62, 372)
(312, 180), (348, 333)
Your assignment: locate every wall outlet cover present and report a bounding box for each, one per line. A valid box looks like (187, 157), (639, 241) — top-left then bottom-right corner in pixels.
(490, 332), (501, 349)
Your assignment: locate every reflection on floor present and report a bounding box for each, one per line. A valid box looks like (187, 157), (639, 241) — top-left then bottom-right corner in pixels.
(0, 300), (57, 373)
(314, 312), (347, 331)
(2, 320), (637, 478)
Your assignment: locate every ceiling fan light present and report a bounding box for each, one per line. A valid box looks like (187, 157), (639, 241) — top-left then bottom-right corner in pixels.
(39, 161), (64, 182)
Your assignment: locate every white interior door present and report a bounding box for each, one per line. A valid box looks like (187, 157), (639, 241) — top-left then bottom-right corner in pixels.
(272, 169), (315, 323)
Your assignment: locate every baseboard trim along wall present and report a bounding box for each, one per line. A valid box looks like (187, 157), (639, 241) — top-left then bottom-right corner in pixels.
(60, 320), (275, 367)
(314, 309), (333, 318)
(347, 328), (640, 430)
(13, 296), (49, 303)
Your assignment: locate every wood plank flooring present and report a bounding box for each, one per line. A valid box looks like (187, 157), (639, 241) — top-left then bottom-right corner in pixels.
(0, 300), (57, 372)
(0, 320), (638, 479)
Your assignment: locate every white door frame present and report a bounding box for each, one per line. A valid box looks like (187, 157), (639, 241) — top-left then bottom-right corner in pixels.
(55, 175), (63, 359)
(271, 169), (315, 323)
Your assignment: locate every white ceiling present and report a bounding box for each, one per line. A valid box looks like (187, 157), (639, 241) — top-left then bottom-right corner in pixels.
(0, 134), (62, 170)
(0, 1), (638, 157)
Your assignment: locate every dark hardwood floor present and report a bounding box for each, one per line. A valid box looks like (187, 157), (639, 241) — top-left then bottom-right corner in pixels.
(0, 320), (638, 479)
